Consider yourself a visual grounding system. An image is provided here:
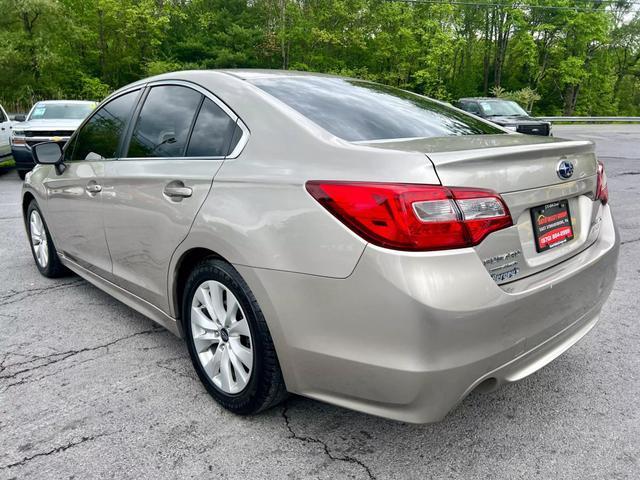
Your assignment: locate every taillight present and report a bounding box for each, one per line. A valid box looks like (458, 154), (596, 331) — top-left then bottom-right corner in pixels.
(306, 181), (512, 251)
(596, 161), (608, 205)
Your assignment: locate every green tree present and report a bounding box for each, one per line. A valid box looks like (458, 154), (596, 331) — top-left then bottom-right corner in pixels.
(0, 0), (638, 116)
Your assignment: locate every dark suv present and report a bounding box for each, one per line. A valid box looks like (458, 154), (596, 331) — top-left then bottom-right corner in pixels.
(457, 98), (551, 136)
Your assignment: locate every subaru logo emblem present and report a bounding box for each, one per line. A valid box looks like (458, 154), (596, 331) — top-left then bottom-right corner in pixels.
(557, 160), (574, 180)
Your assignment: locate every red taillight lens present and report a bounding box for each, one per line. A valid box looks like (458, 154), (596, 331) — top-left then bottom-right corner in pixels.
(306, 181), (512, 251)
(596, 161), (608, 205)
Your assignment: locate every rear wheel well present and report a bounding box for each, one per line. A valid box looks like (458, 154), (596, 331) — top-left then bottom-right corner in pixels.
(173, 248), (225, 322)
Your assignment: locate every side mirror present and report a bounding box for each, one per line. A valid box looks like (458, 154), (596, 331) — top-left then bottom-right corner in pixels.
(13, 114), (26, 122)
(32, 142), (66, 174)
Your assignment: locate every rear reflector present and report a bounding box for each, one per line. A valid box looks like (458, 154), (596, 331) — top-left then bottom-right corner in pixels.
(596, 161), (608, 205)
(306, 181), (512, 251)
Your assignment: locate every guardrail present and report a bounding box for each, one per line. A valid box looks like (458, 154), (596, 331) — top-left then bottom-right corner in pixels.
(540, 116), (640, 123)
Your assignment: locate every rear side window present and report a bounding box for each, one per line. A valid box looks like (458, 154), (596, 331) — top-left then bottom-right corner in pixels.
(186, 98), (237, 157)
(127, 85), (202, 158)
(73, 90), (140, 161)
(252, 77), (503, 142)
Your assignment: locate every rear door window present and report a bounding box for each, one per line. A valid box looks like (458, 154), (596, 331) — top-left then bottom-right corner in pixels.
(127, 85), (202, 158)
(186, 98), (237, 157)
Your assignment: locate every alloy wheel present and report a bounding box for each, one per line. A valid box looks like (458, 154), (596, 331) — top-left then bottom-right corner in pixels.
(190, 280), (253, 394)
(30, 210), (49, 269)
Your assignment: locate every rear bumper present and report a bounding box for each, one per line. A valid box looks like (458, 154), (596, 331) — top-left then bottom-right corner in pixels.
(237, 205), (619, 423)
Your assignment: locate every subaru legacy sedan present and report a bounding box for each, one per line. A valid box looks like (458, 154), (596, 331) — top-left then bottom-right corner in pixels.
(23, 70), (618, 423)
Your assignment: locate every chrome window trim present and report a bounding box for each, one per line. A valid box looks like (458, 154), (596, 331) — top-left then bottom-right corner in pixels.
(228, 119), (250, 159)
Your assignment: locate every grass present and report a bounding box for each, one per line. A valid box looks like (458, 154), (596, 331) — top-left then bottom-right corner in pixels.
(0, 156), (16, 172)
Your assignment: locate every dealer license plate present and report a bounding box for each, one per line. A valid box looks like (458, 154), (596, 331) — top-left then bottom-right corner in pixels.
(531, 199), (574, 252)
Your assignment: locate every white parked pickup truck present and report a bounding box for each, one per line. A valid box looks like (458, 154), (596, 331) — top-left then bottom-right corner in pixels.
(0, 103), (12, 159)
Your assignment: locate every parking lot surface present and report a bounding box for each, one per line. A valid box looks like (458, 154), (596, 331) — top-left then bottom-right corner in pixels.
(1, 125), (638, 479)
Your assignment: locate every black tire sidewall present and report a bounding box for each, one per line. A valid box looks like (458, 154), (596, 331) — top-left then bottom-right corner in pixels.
(182, 259), (274, 414)
(26, 201), (58, 277)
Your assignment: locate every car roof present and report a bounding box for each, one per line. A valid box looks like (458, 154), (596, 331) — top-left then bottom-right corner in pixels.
(110, 69), (379, 105)
(120, 69), (349, 91)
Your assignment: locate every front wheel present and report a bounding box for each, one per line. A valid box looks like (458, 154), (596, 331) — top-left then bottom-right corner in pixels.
(183, 258), (287, 414)
(26, 200), (68, 277)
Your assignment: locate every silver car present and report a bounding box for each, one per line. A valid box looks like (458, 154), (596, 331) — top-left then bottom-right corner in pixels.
(22, 70), (619, 423)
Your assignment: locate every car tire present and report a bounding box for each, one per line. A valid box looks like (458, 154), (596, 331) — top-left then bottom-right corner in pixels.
(183, 258), (288, 414)
(26, 200), (69, 278)
(18, 170), (27, 180)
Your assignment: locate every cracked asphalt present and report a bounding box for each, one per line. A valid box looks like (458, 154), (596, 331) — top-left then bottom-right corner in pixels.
(1, 125), (638, 479)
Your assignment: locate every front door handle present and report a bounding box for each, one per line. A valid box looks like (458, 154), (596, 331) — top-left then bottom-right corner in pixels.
(164, 181), (192, 199)
(85, 182), (102, 194)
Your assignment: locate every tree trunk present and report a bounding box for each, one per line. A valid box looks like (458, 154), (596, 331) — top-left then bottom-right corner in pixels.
(21, 11), (40, 82)
(563, 84), (580, 115)
(98, 9), (107, 79)
(493, 10), (511, 89)
(482, 9), (491, 95)
(280, 0), (287, 69)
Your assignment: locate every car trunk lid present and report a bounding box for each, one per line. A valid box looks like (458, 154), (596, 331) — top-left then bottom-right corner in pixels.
(358, 134), (603, 284)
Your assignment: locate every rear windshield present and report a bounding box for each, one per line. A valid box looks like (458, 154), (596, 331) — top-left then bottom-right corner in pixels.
(29, 102), (96, 121)
(251, 77), (503, 142)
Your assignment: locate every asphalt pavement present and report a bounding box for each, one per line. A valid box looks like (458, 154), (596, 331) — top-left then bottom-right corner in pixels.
(0, 125), (638, 479)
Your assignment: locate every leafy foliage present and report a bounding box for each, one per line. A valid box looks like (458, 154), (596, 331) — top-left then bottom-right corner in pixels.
(0, 0), (638, 115)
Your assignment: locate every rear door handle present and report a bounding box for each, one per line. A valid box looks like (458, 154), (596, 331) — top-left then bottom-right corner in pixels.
(164, 181), (192, 198)
(85, 183), (102, 194)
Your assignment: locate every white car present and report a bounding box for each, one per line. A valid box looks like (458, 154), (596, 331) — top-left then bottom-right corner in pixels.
(0, 103), (12, 159)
